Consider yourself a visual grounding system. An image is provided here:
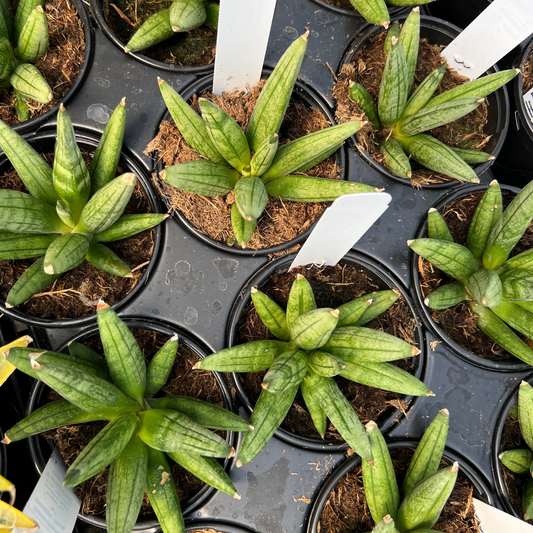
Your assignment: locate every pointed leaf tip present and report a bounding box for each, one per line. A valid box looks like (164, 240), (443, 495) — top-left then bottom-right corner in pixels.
(407, 240), (414, 246)
(236, 459), (243, 468)
(170, 334), (178, 341)
(44, 265), (54, 275)
(1, 435), (11, 444)
(521, 381), (529, 386)
(157, 77), (164, 85)
(440, 408), (450, 416)
(37, 5), (44, 11)
(301, 30), (309, 42)
(490, 179), (498, 185)
(451, 462), (459, 473)
(251, 286), (258, 294)
(192, 361), (201, 369)
(228, 447), (236, 458)
(498, 452), (505, 459)
(391, 37), (398, 45)
(413, 6), (420, 11)
(120, 97), (126, 106)
(121, 173), (136, 186)
(331, 309), (340, 318)
(428, 391), (436, 396)
(428, 208), (437, 213)
(5, 303), (12, 309)
(296, 274), (304, 280)
(365, 420), (377, 430)
(96, 300), (109, 311)
(59, 103), (65, 112)
(472, 178), (480, 184)
(234, 492), (241, 500)
(411, 346), (420, 356)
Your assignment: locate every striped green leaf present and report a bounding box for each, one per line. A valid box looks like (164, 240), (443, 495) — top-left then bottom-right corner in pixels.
(0, 232), (57, 260)
(262, 348), (308, 393)
(169, 0), (206, 32)
(10, 63), (52, 104)
(43, 232), (90, 275)
(251, 287), (290, 341)
(230, 203), (256, 246)
(86, 243), (132, 278)
(145, 334), (178, 397)
(286, 274), (316, 327)
(399, 7), (420, 92)
(125, 10), (174, 53)
(402, 63), (447, 118)
(14, 0), (42, 41)
(300, 371), (327, 437)
(95, 214), (167, 243)
(16, 5), (48, 63)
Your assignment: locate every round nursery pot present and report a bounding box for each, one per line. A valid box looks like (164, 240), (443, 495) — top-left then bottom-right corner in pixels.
(492, 375), (533, 523)
(307, 439), (493, 533)
(308, 0), (409, 21)
(0, 130), (164, 329)
(337, 15), (510, 189)
(185, 520), (258, 533)
(27, 318), (239, 531)
(152, 72), (348, 257)
(226, 251), (426, 452)
(91, 0), (216, 74)
(411, 182), (532, 372)
(7, 0), (93, 134)
(424, 0), (493, 29)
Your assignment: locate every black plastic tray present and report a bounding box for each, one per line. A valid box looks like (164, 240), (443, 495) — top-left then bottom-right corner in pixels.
(2, 1), (533, 532)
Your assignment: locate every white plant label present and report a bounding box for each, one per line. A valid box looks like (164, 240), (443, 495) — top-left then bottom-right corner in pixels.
(442, 0), (533, 80)
(473, 498), (533, 533)
(524, 88), (533, 123)
(290, 192), (392, 270)
(213, 0), (277, 95)
(22, 448), (81, 533)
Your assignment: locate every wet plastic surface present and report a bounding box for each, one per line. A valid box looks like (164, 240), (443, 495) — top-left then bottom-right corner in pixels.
(2, 1), (533, 532)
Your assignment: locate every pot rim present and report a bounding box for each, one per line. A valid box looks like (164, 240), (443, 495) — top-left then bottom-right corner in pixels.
(26, 317), (239, 530)
(12, 0), (94, 135)
(410, 182), (532, 372)
(90, 0), (215, 74)
(337, 14), (510, 190)
(152, 72), (348, 257)
(226, 251), (427, 452)
(491, 374), (533, 520)
(0, 129), (165, 329)
(306, 438), (494, 533)
(184, 519), (258, 533)
(307, 0), (409, 19)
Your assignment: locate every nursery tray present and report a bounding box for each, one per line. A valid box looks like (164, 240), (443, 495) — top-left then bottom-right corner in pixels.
(2, 1), (533, 532)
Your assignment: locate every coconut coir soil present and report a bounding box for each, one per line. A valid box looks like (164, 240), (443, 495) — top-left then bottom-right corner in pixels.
(0, 154), (156, 320)
(148, 80), (342, 251)
(44, 329), (226, 518)
(235, 263), (419, 440)
(0, 0), (85, 125)
(318, 447), (480, 533)
(419, 190), (533, 360)
(334, 31), (491, 187)
(523, 47), (533, 94)
(499, 410), (533, 525)
(104, 0), (216, 67)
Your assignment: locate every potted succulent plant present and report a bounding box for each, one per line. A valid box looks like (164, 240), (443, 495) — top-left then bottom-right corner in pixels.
(194, 256), (430, 466)
(334, 10), (515, 187)
(0, 101), (167, 327)
(410, 179), (533, 370)
(151, 32), (379, 253)
(2, 304), (251, 533)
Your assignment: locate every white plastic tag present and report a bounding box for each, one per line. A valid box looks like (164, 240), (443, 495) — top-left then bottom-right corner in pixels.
(473, 498), (533, 533)
(442, 0), (533, 80)
(290, 192), (392, 270)
(524, 88), (533, 123)
(22, 448), (81, 533)
(212, 0), (277, 95)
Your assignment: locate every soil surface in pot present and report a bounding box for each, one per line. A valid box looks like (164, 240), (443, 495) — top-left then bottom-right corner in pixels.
(334, 31), (490, 187)
(0, 154), (156, 320)
(0, 0), (85, 126)
(419, 190), (533, 360)
(104, 0), (216, 67)
(44, 329), (225, 518)
(149, 80), (341, 251)
(499, 410), (533, 525)
(523, 47), (533, 94)
(235, 263), (419, 440)
(318, 447), (480, 533)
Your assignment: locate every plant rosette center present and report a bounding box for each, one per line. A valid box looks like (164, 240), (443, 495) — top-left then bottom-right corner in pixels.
(333, 10), (517, 186)
(195, 264), (429, 467)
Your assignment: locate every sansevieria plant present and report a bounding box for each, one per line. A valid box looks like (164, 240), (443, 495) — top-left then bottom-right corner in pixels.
(2, 304), (251, 533)
(348, 8), (518, 182)
(361, 410), (458, 532)
(0, 0), (54, 120)
(194, 274), (431, 466)
(346, 0), (434, 27)
(0, 475), (38, 531)
(0, 100), (167, 309)
(125, 0), (219, 54)
(499, 381), (533, 521)
(156, 31), (378, 247)
(409, 180), (533, 366)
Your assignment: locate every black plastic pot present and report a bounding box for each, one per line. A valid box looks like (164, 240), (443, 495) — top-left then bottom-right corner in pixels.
(185, 520), (258, 533)
(307, 438), (494, 533)
(153, 72), (348, 257)
(423, 0), (492, 29)
(410, 182), (532, 372)
(91, 0), (215, 74)
(11, 0), (94, 135)
(27, 317), (239, 531)
(491, 374), (532, 521)
(308, 0), (409, 21)
(226, 251), (426, 452)
(339, 15), (510, 189)
(0, 130), (165, 329)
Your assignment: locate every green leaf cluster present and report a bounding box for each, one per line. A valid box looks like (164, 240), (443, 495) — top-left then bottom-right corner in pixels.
(349, 8), (518, 182)
(0, 0), (54, 121)
(348, 0), (436, 27)
(409, 180), (533, 366)
(157, 32), (377, 247)
(3, 305), (251, 533)
(499, 381), (533, 521)
(0, 100), (167, 309)
(125, 0), (219, 54)
(195, 273), (431, 466)
(364, 410), (456, 533)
